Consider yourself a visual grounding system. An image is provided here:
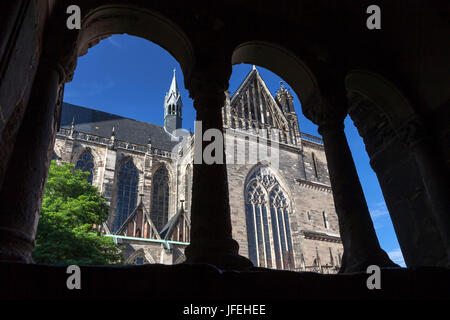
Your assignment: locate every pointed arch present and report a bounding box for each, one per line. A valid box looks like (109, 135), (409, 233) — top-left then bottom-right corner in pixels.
(151, 165), (170, 231)
(244, 165), (295, 270)
(75, 149), (95, 184)
(114, 159), (139, 232)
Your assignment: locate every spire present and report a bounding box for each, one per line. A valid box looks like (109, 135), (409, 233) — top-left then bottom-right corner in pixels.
(169, 68), (178, 94)
(164, 68), (183, 134)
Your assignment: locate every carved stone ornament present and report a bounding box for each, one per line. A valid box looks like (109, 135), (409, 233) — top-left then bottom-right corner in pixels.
(397, 117), (427, 149)
(302, 90), (346, 131)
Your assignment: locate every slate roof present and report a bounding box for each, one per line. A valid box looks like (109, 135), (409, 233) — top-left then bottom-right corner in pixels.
(60, 102), (179, 151)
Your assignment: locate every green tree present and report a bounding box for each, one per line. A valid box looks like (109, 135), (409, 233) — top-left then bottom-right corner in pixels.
(33, 161), (123, 265)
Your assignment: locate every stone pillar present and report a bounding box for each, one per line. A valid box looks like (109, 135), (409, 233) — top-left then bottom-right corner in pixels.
(303, 95), (398, 272)
(0, 59), (63, 262)
(398, 118), (450, 265)
(184, 64), (253, 270)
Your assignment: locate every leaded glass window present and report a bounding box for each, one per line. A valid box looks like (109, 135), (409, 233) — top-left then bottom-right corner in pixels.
(151, 166), (170, 231)
(245, 166), (294, 270)
(114, 160), (139, 232)
(75, 150), (94, 184)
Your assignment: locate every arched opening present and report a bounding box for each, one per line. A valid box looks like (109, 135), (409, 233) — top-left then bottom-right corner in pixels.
(345, 70), (447, 267)
(229, 42), (403, 271)
(31, 5), (195, 265)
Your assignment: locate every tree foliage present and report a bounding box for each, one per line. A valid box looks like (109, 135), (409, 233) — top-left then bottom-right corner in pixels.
(33, 161), (123, 265)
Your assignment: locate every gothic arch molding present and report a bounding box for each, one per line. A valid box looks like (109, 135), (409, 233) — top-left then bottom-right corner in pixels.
(125, 248), (156, 264)
(75, 4), (194, 85)
(70, 146), (103, 185)
(71, 145), (102, 168)
(244, 162), (294, 210)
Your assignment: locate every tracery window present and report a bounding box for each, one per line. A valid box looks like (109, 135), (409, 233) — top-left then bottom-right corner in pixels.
(75, 150), (94, 184)
(245, 166), (294, 270)
(151, 166), (170, 231)
(114, 160), (139, 232)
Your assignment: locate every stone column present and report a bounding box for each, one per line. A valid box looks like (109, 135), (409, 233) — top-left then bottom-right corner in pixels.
(0, 58), (64, 262)
(398, 118), (450, 264)
(303, 95), (398, 272)
(184, 64), (253, 270)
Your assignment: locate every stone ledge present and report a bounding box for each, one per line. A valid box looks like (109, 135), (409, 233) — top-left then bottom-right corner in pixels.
(301, 229), (342, 243)
(295, 178), (332, 193)
(0, 262), (449, 300)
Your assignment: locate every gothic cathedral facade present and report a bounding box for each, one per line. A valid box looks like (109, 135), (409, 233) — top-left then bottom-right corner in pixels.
(53, 67), (343, 273)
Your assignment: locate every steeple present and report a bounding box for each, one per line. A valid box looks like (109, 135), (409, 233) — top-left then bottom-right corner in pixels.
(275, 81), (294, 113)
(164, 69), (182, 134)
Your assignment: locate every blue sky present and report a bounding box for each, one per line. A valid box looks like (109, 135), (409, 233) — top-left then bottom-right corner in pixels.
(65, 35), (405, 266)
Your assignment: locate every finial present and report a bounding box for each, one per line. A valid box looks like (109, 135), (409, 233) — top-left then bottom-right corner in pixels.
(70, 117), (75, 137)
(252, 65), (256, 70)
(173, 68), (176, 75)
(111, 125), (115, 136)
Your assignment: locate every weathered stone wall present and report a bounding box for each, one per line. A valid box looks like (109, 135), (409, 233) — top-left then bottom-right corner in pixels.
(224, 131), (342, 271)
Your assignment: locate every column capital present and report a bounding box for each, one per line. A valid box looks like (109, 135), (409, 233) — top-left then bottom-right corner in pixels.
(397, 117), (427, 149)
(187, 59), (231, 111)
(302, 90), (346, 134)
(42, 9), (81, 83)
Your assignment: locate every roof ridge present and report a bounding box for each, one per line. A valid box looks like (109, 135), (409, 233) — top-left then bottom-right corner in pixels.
(62, 102), (165, 129)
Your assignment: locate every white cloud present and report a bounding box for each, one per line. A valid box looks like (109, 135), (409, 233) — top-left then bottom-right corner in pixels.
(107, 36), (122, 48)
(369, 201), (389, 219)
(388, 248), (406, 267)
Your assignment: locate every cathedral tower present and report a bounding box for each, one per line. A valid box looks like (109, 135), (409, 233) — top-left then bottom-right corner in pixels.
(275, 81), (295, 113)
(164, 69), (182, 134)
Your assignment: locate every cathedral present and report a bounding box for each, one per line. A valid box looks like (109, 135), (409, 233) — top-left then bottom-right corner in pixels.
(53, 67), (343, 273)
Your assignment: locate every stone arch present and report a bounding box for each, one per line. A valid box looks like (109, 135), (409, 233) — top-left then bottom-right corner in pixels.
(345, 70), (417, 130)
(345, 70), (448, 268)
(72, 3), (194, 85)
(125, 248), (156, 265)
(231, 41), (319, 108)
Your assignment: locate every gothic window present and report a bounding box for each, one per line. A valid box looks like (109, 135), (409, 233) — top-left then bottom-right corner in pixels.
(114, 160), (139, 232)
(184, 165), (192, 216)
(151, 166), (170, 231)
(245, 166), (294, 270)
(75, 150), (95, 184)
